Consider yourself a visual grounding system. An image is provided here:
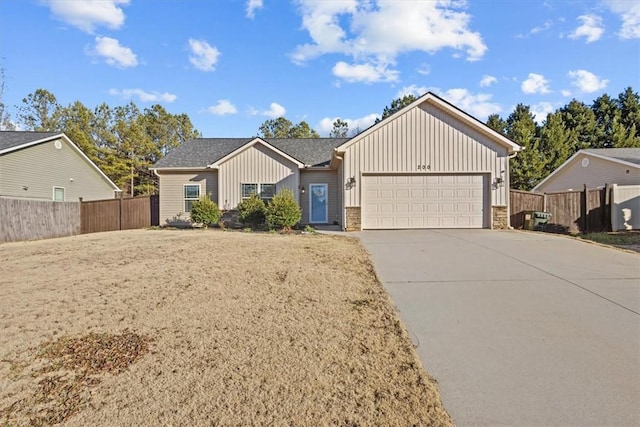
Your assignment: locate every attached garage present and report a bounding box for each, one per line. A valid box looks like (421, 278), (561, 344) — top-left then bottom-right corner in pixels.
(335, 92), (521, 231)
(362, 174), (488, 229)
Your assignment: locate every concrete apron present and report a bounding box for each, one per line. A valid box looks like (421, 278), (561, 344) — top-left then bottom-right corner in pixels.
(357, 229), (640, 427)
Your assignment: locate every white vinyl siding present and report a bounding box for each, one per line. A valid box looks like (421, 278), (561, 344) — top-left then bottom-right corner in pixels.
(300, 169), (339, 225)
(217, 143), (299, 209)
(157, 171), (217, 225)
(535, 153), (640, 193)
(342, 102), (509, 208)
(362, 174), (488, 229)
(0, 137), (116, 201)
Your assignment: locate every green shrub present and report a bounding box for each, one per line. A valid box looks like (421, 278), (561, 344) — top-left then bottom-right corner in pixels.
(237, 194), (266, 228)
(266, 188), (301, 230)
(189, 196), (221, 228)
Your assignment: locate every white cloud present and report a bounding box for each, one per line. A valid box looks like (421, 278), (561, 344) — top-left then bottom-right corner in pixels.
(561, 89), (572, 97)
(292, 0), (486, 83)
(251, 102), (286, 118)
(396, 85), (427, 98)
(93, 36), (137, 68)
(332, 61), (398, 83)
(317, 113), (379, 136)
(521, 73), (551, 94)
(530, 19), (553, 35)
(569, 15), (604, 43)
(530, 102), (555, 124)
(417, 63), (431, 76)
(207, 100), (237, 116)
(568, 69), (609, 93)
(517, 19), (553, 38)
(480, 75), (497, 87)
(109, 88), (177, 103)
(604, 0), (640, 39)
(246, 0), (263, 18)
(434, 88), (502, 119)
(188, 38), (220, 72)
(44, 0), (129, 33)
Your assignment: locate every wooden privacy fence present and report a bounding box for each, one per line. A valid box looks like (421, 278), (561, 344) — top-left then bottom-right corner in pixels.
(0, 195), (159, 243)
(510, 186), (610, 233)
(80, 195), (159, 234)
(0, 198), (80, 243)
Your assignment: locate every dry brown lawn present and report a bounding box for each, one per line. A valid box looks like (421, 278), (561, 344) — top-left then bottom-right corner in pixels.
(0, 229), (452, 426)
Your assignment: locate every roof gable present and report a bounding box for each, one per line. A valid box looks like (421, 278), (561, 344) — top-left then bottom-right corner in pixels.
(336, 92), (521, 154)
(532, 148), (640, 191)
(209, 138), (305, 168)
(0, 131), (119, 191)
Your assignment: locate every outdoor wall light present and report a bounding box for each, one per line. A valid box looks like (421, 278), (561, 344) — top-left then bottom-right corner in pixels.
(494, 177), (504, 188)
(299, 185), (306, 194)
(347, 176), (356, 186)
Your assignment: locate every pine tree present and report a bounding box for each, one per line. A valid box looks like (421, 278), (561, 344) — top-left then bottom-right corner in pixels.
(506, 104), (544, 190)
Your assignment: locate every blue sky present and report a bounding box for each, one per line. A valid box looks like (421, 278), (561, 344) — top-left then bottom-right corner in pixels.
(1, 0), (639, 137)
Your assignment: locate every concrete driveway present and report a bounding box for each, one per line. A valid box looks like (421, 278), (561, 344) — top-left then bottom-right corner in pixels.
(357, 230), (640, 427)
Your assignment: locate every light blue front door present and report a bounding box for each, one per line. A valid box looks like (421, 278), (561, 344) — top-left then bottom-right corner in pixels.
(309, 184), (328, 223)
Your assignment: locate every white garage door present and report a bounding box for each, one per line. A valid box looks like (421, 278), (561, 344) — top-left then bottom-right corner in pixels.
(362, 174), (487, 229)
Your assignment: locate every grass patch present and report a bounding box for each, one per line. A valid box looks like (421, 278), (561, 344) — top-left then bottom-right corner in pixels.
(0, 230), (452, 426)
(578, 231), (640, 246)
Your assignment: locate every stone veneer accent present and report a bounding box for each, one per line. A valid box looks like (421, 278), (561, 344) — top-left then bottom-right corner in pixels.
(492, 206), (508, 229)
(345, 207), (361, 231)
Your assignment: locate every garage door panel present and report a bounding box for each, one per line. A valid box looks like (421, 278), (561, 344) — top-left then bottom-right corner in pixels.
(362, 174), (487, 229)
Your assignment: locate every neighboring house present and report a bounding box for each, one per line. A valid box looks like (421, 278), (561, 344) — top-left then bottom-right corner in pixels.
(152, 92), (521, 230)
(533, 148), (640, 193)
(533, 148), (640, 231)
(0, 131), (119, 202)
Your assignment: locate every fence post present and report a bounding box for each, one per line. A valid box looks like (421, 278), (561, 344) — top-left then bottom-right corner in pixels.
(582, 184), (588, 232)
(119, 192), (123, 231)
(78, 197), (83, 234)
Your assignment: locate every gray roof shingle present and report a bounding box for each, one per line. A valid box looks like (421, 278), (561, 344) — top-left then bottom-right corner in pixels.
(0, 131), (60, 152)
(153, 137), (349, 168)
(583, 148), (640, 166)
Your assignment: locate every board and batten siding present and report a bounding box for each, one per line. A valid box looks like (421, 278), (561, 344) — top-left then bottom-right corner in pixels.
(157, 171), (217, 224)
(0, 137), (116, 201)
(536, 153), (640, 192)
(342, 102), (509, 208)
(217, 143), (299, 210)
(299, 169), (340, 225)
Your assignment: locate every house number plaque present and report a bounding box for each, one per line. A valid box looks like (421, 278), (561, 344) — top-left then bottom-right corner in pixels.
(417, 164), (431, 171)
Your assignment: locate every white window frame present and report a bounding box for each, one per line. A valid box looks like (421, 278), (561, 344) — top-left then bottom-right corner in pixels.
(184, 183), (201, 212)
(53, 186), (65, 202)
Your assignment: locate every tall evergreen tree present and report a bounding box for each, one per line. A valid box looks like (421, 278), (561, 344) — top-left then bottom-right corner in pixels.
(559, 100), (596, 152)
(329, 118), (349, 137)
(538, 111), (571, 176)
(18, 89), (61, 131)
(592, 94), (620, 148)
(506, 104), (544, 190)
(375, 95), (416, 123)
(486, 113), (507, 135)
